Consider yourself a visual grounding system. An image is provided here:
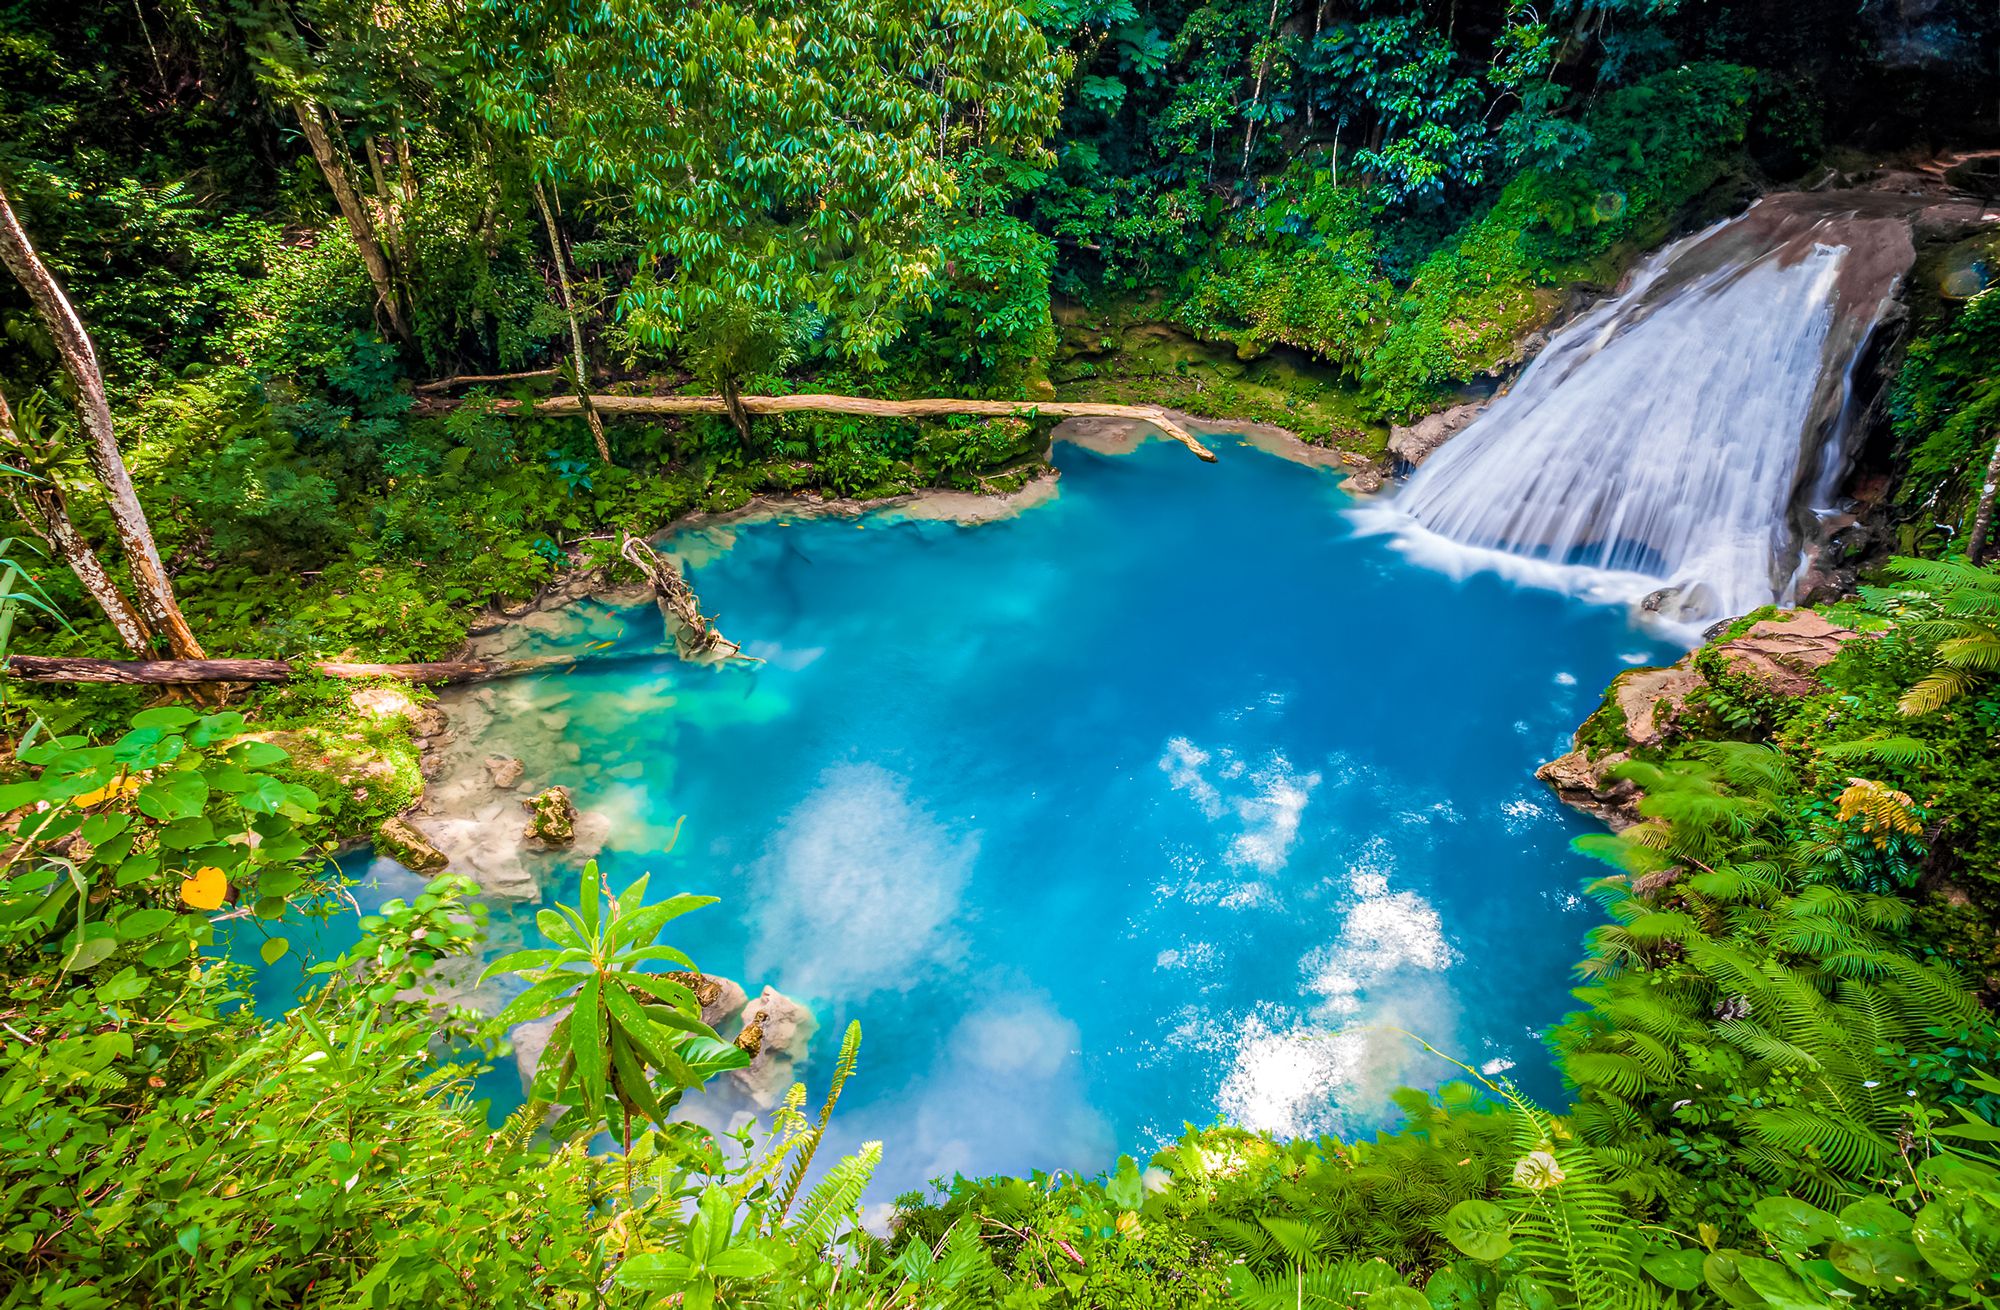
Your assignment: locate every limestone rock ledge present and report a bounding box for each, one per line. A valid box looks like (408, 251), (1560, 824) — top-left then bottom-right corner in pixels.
(1539, 608), (1862, 825)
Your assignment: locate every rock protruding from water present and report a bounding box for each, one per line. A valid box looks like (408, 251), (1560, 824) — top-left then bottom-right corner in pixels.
(522, 786), (577, 845)
(729, 986), (817, 1108)
(376, 815), (450, 872)
(1388, 400), (1485, 468)
(666, 970), (749, 1030)
(512, 1010), (564, 1093)
(1537, 749), (1643, 831)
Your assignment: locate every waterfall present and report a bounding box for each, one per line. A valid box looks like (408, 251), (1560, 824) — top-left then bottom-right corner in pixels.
(1358, 194), (1920, 632)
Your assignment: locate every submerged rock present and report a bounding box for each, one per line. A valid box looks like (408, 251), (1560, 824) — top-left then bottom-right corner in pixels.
(485, 755), (526, 790)
(376, 815), (450, 873)
(729, 986), (818, 1108)
(522, 786), (577, 845)
(665, 970), (749, 1029)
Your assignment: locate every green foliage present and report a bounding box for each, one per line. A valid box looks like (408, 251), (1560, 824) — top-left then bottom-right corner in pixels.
(481, 861), (750, 1143)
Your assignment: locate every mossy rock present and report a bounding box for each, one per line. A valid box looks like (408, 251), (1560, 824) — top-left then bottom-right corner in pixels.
(376, 815), (449, 873)
(521, 786), (577, 845)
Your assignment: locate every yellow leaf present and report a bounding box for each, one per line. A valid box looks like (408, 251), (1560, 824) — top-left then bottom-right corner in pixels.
(180, 866), (230, 911)
(72, 775), (142, 808)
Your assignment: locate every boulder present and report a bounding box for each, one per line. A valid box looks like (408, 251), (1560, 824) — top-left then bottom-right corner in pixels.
(522, 786), (577, 845)
(485, 755), (526, 790)
(1387, 400), (1485, 468)
(729, 986), (818, 1108)
(665, 970), (749, 1029)
(1339, 466), (1387, 495)
(1711, 609), (1858, 697)
(376, 815), (450, 873)
(511, 1010), (564, 1093)
(1611, 666), (1706, 748)
(1536, 749), (1643, 830)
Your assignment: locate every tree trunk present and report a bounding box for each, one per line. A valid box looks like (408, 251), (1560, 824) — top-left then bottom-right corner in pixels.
(497, 392), (1219, 461)
(291, 100), (414, 348)
(0, 177), (206, 658)
(717, 373), (754, 447)
(0, 385), (152, 653)
(1968, 430), (2000, 566)
(1240, 0), (1285, 177)
(530, 178), (613, 464)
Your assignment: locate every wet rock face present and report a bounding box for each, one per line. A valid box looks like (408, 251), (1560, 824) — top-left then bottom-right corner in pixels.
(376, 815), (450, 873)
(1388, 400), (1486, 468)
(522, 786), (578, 845)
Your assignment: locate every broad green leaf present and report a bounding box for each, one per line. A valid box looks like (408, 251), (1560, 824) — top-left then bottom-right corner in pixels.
(1749, 1196), (1840, 1253)
(616, 1250), (698, 1290)
(1441, 1198), (1512, 1261)
(260, 937), (289, 965)
(1368, 1289), (1428, 1310)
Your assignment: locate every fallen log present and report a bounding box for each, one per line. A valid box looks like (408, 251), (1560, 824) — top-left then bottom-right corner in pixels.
(619, 533), (749, 662)
(501, 392), (1219, 462)
(4, 654), (527, 685)
(414, 367), (561, 393)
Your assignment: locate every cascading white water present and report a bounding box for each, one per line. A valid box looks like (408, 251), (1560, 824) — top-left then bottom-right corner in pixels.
(1357, 194), (1921, 633)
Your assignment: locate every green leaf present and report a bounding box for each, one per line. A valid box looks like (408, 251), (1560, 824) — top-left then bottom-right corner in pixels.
(1702, 1251), (1772, 1308)
(617, 1250), (698, 1290)
(1368, 1289), (1428, 1310)
(1104, 1154), (1144, 1211)
(136, 773), (208, 821)
(476, 947), (566, 984)
(1836, 1196), (1913, 1242)
(62, 933), (119, 972)
(1749, 1197), (1840, 1253)
(131, 706), (197, 730)
(1911, 1202), (1982, 1280)
(1441, 1199), (1513, 1261)
(114, 907), (178, 940)
(1643, 1247), (1707, 1291)
(1827, 1236), (1921, 1289)
(572, 975), (605, 1110)
(690, 1183), (736, 1260)
(260, 937), (289, 965)
(177, 1225), (200, 1255)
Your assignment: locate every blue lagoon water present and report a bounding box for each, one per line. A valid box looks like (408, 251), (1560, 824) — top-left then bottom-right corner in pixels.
(283, 431), (1680, 1197)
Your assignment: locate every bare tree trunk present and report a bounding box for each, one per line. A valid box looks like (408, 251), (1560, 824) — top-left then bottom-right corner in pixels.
(291, 100), (414, 348)
(530, 178), (613, 464)
(1240, 0), (1285, 177)
(717, 373), (754, 447)
(1968, 430), (2000, 566)
(0, 385), (152, 653)
(0, 178), (205, 658)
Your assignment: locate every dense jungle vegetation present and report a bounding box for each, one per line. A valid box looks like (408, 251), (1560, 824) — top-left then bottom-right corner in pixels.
(5, 0), (2000, 1306)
